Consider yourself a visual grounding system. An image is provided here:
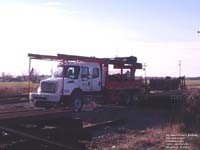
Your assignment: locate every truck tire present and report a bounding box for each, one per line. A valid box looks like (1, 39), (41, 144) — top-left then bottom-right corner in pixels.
(70, 90), (83, 110)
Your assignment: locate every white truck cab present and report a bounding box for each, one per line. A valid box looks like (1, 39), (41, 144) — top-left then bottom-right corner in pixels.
(30, 61), (102, 109)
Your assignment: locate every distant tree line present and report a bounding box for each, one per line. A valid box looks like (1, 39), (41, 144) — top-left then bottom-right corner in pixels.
(0, 70), (50, 83)
(0, 72), (14, 82)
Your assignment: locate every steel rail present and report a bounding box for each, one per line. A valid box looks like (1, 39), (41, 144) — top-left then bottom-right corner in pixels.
(0, 107), (42, 114)
(0, 94), (28, 99)
(0, 98), (29, 105)
(83, 118), (127, 129)
(0, 108), (72, 121)
(0, 126), (82, 150)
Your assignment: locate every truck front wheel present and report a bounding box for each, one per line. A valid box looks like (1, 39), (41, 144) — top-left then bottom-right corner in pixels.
(70, 91), (83, 110)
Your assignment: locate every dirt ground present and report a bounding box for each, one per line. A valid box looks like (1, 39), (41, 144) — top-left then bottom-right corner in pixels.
(75, 104), (200, 150)
(0, 83), (200, 149)
(0, 101), (199, 150)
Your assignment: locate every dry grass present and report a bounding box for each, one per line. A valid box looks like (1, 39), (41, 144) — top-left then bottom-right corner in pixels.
(0, 82), (39, 95)
(89, 123), (200, 150)
(186, 80), (200, 89)
(0, 79), (199, 95)
(182, 89), (200, 132)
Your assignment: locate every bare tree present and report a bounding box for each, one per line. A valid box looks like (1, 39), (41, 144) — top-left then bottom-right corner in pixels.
(1, 72), (13, 81)
(1, 72), (5, 81)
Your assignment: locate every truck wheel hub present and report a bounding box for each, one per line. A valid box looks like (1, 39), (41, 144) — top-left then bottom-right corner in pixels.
(74, 98), (81, 109)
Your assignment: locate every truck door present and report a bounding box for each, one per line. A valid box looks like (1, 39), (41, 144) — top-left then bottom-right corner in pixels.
(80, 67), (91, 92)
(91, 67), (101, 91)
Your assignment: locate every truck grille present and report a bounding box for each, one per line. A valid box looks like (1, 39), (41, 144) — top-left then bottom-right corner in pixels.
(41, 82), (56, 93)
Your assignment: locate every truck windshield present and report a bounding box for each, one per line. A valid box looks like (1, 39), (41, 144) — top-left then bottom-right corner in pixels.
(54, 66), (80, 79)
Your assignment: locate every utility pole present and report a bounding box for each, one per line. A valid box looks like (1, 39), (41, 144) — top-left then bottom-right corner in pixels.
(178, 60), (181, 77)
(143, 63), (148, 85)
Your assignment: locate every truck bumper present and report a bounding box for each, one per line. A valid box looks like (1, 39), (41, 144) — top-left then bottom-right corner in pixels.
(29, 93), (61, 103)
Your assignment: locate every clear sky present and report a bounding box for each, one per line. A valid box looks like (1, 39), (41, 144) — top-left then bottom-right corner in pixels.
(0, 0), (199, 77)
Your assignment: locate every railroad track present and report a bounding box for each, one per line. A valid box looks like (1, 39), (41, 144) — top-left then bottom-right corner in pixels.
(0, 107), (83, 149)
(0, 106), (126, 150)
(0, 94), (29, 105)
(0, 94), (28, 99)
